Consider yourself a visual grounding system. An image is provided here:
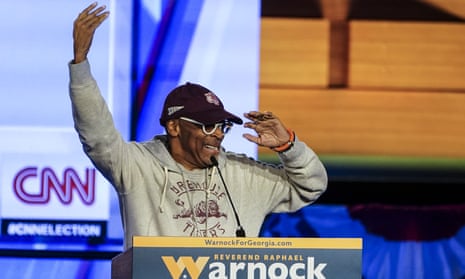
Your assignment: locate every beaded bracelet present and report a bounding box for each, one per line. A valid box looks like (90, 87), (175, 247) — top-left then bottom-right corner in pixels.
(271, 128), (295, 153)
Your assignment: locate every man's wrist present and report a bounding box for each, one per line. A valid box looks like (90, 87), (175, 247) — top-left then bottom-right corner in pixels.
(271, 128), (295, 153)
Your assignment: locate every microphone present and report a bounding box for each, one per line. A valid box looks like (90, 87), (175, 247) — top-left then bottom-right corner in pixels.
(210, 156), (246, 237)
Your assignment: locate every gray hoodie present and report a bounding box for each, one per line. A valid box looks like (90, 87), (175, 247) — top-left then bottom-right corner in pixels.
(69, 60), (328, 250)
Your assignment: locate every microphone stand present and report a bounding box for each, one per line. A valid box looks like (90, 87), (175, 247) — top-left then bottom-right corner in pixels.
(210, 156), (245, 237)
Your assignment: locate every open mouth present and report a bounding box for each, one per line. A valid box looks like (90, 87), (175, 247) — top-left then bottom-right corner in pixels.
(205, 144), (219, 151)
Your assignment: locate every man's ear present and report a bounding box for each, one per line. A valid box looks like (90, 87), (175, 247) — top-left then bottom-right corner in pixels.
(165, 119), (180, 136)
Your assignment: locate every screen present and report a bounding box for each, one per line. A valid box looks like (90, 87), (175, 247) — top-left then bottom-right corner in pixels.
(0, 0), (131, 254)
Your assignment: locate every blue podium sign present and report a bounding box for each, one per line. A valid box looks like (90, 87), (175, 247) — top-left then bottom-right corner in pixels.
(112, 236), (362, 279)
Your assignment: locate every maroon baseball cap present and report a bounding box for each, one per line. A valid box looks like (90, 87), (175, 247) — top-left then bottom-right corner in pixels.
(159, 82), (243, 126)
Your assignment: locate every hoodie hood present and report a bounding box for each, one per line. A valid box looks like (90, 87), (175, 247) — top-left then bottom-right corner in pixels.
(141, 135), (221, 214)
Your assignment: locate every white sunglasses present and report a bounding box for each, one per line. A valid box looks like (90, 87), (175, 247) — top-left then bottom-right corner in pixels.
(180, 117), (233, 135)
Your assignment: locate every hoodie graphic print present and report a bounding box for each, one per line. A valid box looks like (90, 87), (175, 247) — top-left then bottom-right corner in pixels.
(169, 174), (230, 237)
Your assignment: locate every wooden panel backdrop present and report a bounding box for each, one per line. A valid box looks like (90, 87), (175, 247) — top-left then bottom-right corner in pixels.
(259, 18), (465, 158)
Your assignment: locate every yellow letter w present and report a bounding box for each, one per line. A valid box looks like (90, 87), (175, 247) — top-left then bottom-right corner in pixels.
(161, 256), (209, 279)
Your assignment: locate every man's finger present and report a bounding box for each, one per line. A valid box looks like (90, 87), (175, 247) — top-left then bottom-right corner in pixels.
(85, 12), (109, 28)
(78, 3), (108, 23)
(78, 2), (99, 18)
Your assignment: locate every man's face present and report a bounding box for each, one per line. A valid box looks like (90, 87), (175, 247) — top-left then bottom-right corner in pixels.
(172, 118), (224, 170)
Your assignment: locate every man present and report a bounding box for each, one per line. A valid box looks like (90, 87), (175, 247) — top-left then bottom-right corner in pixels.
(70, 2), (327, 250)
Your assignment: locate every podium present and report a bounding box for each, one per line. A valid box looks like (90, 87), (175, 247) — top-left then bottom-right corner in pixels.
(112, 236), (362, 279)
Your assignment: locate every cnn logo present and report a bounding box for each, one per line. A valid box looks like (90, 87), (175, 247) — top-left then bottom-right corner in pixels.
(13, 167), (96, 205)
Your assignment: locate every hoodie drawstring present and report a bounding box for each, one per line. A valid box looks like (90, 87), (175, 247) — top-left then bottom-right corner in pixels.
(204, 166), (217, 232)
(159, 166), (169, 213)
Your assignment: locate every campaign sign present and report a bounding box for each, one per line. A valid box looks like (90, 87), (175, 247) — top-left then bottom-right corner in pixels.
(123, 236), (362, 279)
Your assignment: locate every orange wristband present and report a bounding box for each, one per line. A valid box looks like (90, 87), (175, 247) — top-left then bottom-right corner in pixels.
(271, 128), (295, 152)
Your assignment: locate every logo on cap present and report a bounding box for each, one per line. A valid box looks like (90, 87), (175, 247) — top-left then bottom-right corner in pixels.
(167, 106), (184, 116)
(204, 92), (220, 106)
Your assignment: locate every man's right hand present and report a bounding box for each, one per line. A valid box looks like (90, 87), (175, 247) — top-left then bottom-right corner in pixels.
(73, 2), (109, 64)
